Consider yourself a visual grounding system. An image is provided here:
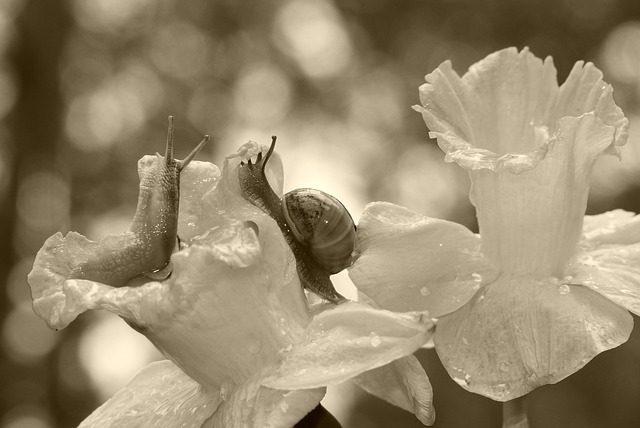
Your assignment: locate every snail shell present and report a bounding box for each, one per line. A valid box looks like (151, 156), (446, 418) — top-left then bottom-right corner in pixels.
(282, 188), (356, 275)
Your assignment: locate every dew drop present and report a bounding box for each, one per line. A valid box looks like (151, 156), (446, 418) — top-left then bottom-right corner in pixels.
(498, 361), (510, 373)
(280, 401), (289, 413)
(369, 332), (382, 348)
(220, 378), (235, 401)
(558, 284), (571, 295)
(462, 337), (470, 346)
(420, 286), (431, 297)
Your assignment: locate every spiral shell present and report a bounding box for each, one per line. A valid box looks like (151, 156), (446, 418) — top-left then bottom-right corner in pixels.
(282, 188), (356, 274)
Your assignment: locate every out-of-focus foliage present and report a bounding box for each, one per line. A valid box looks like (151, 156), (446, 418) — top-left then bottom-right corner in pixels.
(2, 0), (640, 427)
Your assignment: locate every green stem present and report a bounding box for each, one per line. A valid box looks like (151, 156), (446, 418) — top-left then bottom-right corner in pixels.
(502, 396), (529, 428)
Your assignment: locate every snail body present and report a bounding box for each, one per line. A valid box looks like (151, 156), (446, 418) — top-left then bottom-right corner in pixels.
(68, 117), (209, 287)
(238, 137), (355, 304)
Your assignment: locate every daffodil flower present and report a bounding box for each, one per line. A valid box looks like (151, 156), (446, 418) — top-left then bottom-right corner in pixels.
(349, 47), (639, 402)
(28, 142), (436, 427)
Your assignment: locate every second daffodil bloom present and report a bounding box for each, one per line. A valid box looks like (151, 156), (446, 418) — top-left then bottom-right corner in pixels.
(349, 47), (640, 401)
(28, 136), (435, 426)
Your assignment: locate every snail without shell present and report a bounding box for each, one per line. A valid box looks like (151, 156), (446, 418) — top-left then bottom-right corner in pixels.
(238, 136), (355, 303)
(67, 116), (209, 287)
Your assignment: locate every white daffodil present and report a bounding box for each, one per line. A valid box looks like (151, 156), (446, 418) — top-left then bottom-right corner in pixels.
(350, 47), (638, 405)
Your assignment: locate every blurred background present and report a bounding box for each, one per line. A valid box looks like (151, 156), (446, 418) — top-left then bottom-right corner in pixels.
(1, 0), (640, 427)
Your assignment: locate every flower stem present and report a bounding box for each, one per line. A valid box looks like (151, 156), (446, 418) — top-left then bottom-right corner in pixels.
(502, 396), (529, 428)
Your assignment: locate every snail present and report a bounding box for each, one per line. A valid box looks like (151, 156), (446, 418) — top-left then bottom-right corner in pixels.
(238, 136), (355, 304)
(67, 116), (209, 287)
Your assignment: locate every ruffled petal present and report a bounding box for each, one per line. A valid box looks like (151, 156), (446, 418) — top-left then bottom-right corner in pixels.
(349, 202), (496, 317)
(205, 375), (325, 428)
(554, 61), (629, 151)
(414, 47), (558, 171)
(434, 275), (632, 401)
(568, 210), (640, 315)
(79, 360), (220, 428)
(262, 302), (433, 390)
(352, 355), (435, 426)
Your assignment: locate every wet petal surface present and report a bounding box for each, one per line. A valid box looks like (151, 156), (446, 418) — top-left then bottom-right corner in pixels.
(79, 360), (220, 428)
(353, 355), (435, 426)
(570, 210), (640, 315)
(434, 275), (632, 401)
(349, 202), (495, 317)
(205, 375), (325, 428)
(263, 302), (433, 390)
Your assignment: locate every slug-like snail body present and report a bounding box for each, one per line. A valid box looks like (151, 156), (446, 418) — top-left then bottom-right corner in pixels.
(238, 137), (355, 304)
(68, 116), (209, 287)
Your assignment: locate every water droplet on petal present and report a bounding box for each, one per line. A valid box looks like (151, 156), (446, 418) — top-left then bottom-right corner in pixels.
(558, 284), (571, 295)
(499, 361), (510, 373)
(220, 378), (235, 401)
(462, 337), (470, 346)
(280, 401), (289, 413)
(420, 286), (431, 297)
(369, 332), (382, 347)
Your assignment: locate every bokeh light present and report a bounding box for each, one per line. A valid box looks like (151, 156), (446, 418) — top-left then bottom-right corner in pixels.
(78, 314), (162, 402)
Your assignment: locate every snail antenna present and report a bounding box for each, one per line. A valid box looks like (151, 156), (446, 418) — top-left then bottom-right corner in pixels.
(165, 116), (176, 166)
(262, 136), (277, 174)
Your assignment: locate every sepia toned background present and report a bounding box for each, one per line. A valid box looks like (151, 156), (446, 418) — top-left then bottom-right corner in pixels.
(1, 0), (640, 427)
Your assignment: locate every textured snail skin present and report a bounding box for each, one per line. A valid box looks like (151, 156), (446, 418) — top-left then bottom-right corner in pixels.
(238, 137), (349, 304)
(67, 117), (209, 287)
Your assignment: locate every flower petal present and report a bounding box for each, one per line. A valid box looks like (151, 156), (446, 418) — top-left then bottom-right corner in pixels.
(414, 47), (558, 172)
(554, 61), (629, 151)
(178, 160), (221, 241)
(205, 375), (325, 428)
(468, 113), (616, 274)
(434, 275), (632, 401)
(262, 302), (433, 390)
(569, 210), (640, 315)
(352, 355), (435, 426)
(79, 360), (220, 428)
(141, 220), (309, 393)
(581, 209), (640, 245)
(349, 202), (496, 317)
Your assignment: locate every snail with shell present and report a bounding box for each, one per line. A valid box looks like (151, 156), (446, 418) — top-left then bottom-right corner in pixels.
(238, 137), (356, 304)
